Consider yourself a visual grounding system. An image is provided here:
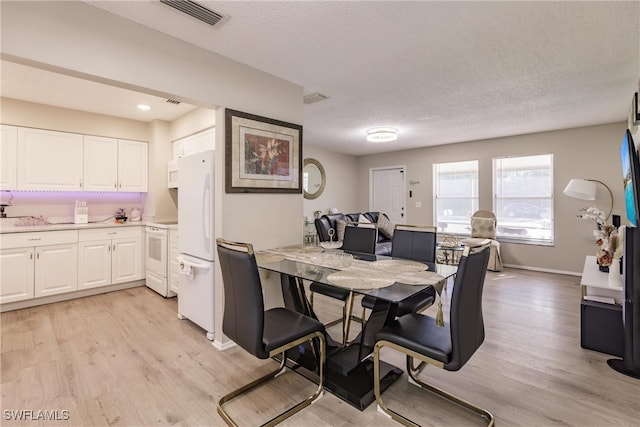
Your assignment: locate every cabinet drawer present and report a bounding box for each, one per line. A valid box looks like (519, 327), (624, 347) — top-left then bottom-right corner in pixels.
(1, 230), (78, 249)
(79, 226), (142, 242)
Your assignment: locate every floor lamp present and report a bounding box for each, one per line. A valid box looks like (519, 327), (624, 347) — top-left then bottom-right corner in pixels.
(563, 178), (614, 222)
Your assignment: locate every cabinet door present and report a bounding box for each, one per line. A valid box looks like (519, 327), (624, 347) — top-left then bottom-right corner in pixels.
(17, 127), (83, 191)
(77, 240), (111, 289)
(84, 135), (118, 192)
(34, 244), (78, 297)
(0, 125), (18, 190)
(112, 237), (143, 284)
(0, 247), (35, 303)
(118, 139), (148, 192)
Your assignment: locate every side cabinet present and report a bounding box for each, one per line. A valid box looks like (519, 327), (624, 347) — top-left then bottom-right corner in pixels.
(0, 124), (18, 190)
(34, 243), (78, 297)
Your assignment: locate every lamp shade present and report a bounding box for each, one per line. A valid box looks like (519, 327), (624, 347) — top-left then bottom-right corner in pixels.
(563, 178), (597, 200)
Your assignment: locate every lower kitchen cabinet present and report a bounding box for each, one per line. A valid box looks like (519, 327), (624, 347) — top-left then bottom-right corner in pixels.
(0, 230), (78, 304)
(34, 243), (78, 297)
(0, 247), (35, 303)
(78, 227), (144, 290)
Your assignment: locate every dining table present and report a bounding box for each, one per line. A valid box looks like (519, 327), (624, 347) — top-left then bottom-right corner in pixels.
(255, 244), (458, 410)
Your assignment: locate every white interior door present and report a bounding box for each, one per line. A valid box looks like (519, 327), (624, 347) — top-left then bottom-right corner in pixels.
(371, 167), (405, 224)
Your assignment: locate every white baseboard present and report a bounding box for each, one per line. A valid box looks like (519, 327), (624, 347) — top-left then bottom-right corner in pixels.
(502, 263), (581, 276)
(1, 280), (145, 313)
(213, 338), (237, 351)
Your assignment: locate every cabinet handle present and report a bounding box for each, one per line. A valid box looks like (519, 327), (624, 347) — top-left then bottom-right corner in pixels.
(107, 232), (117, 235)
(36, 252), (39, 259)
(80, 181), (83, 188)
(113, 244), (116, 251)
(108, 245), (111, 252)
(119, 183), (122, 188)
(114, 182), (117, 188)
(28, 238), (41, 241)
(30, 253), (33, 260)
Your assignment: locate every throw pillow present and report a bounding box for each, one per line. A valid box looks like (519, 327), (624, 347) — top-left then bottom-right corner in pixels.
(471, 217), (496, 239)
(377, 214), (394, 239)
(358, 214), (375, 228)
(335, 219), (347, 241)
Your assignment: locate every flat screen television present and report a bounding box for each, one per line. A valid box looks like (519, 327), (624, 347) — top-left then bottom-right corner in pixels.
(620, 129), (640, 227)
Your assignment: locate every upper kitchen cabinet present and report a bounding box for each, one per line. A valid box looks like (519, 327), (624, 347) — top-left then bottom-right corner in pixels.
(83, 135), (118, 192)
(0, 125), (18, 190)
(17, 127), (83, 191)
(118, 139), (148, 192)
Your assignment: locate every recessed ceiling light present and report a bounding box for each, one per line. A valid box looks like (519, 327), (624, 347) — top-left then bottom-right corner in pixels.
(137, 104), (151, 111)
(366, 127), (398, 142)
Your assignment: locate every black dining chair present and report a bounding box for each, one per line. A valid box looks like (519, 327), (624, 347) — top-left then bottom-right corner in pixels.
(216, 238), (326, 426)
(373, 244), (494, 426)
(361, 225), (438, 318)
(309, 224), (378, 344)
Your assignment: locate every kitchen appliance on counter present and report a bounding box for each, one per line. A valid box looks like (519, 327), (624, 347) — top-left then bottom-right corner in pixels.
(145, 221), (178, 297)
(177, 150), (215, 341)
(130, 208), (141, 222)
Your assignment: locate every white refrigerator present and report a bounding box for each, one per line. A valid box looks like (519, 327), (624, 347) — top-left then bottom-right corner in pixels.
(177, 150), (215, 341)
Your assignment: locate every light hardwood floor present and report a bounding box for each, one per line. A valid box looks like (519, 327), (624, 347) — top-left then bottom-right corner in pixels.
(2, 268), (639, 426)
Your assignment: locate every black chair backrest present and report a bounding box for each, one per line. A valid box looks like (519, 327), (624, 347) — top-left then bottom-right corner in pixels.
(315, 214), (347, 242)
(216, 241), (268, 359)
(342, 225), (377, 254)
(391, 228), (436, 263)
(448, 245), (490, 371)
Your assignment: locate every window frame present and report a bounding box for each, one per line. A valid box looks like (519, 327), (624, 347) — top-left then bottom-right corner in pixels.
(493, 154), (554, 245)
(433, 160), (479, 234)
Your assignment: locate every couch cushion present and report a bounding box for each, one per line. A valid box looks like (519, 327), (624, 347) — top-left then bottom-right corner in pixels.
(335, 219), (348, 241)
(471, 217), (496, 239)
(377, 214), (394, 240)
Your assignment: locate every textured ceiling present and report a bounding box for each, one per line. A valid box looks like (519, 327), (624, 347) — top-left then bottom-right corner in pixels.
(9, 1), (640, 155)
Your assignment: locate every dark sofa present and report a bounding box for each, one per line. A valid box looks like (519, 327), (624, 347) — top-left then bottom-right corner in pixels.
(314, 211), (392, 255)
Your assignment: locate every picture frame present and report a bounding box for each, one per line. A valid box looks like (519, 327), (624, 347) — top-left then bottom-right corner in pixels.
(635, 92), (640, 125)
(225, 108), (302, 193)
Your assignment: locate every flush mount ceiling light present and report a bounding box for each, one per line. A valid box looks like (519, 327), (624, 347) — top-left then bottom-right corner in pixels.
(137, 104), (151, 111)
(366, 127), (398, 142)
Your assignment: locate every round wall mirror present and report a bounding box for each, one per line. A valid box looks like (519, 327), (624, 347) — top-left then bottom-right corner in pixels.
(303, 158), (326, 200)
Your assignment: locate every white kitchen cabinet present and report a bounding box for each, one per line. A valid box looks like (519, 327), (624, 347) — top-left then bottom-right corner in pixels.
(0, 125), (18, 190)
(34, 243), (78, 297)
(78, 227), (144, 290)
(17, 127), (83, 191)
(84, 135), (118, 192)
(0, 230), (78, 303)
(0, 247), (35, 303)
(172, 127), (215, 160)
(77, 240), (112, 289)
(169, 228), (180, 295)
(118, 139), (148, 192)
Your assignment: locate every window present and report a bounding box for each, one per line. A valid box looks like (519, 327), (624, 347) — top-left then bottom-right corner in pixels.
(434, 160), (478, 234)
(494, 154), (554, 244)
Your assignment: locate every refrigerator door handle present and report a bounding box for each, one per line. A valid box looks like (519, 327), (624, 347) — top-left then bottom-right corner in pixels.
(203, 172), (211, 254)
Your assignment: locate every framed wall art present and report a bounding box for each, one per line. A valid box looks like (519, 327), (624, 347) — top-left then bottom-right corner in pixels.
(225, 109), (302, 193)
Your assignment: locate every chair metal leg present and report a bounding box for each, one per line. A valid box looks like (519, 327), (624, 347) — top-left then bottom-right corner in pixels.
(374, 340), (494, 427)
(217, 331), (325, 427)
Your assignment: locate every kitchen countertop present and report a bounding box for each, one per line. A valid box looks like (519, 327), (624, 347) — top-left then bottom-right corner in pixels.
(0, 220), (147, 234)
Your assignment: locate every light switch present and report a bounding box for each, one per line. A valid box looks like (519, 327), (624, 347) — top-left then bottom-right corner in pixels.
(415, 201), (422, 208)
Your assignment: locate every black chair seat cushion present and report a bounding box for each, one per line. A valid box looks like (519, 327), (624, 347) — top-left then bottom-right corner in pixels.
(375, 240), (392, 256)
(310, 281), (350, 301)
(362, 287), (435, 317)
(262, 307), (324, 357)
(375, 313), (451, 365)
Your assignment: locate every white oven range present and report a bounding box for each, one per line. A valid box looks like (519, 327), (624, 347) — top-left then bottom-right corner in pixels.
(145, 221), (177, 297)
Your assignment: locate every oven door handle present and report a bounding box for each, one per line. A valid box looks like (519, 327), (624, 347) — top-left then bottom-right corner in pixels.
(146, 227), (167, 236)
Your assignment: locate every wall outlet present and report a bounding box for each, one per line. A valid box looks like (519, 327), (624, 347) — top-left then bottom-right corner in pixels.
(415, 201), (422, 208)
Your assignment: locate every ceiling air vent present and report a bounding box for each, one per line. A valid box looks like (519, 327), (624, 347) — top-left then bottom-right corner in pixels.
(160, 0), (228, 27)
(304, 92), (328, 105)
(166, 99), (181, 105)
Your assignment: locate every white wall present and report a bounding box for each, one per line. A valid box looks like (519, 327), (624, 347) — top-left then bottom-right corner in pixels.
(2, 1), (304, 347)
(357, 122), (629, 274)
(303, 146), (360, 219)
